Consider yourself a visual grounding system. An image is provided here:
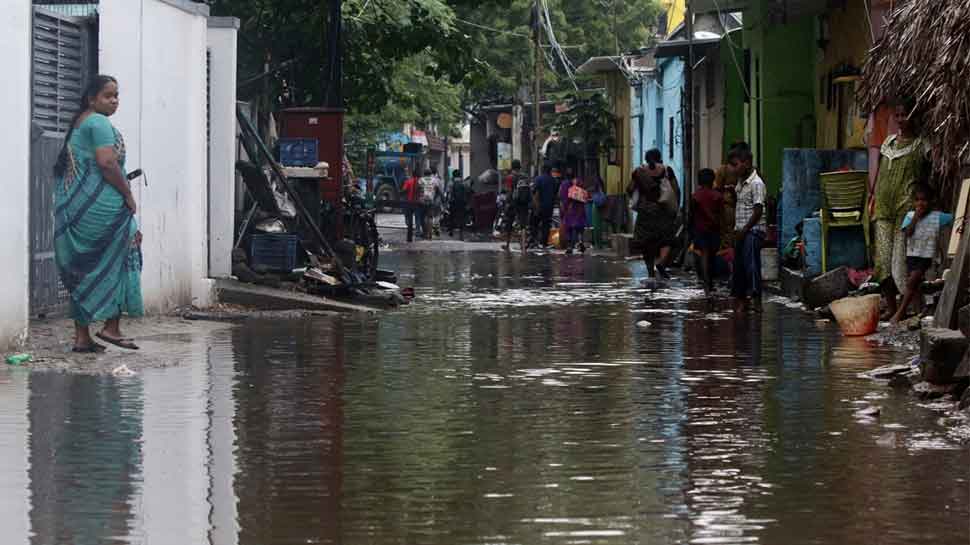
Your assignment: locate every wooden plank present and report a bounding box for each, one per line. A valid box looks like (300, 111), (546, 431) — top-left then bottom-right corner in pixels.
(935, 187), (970, 329)
(948, 178), (970, 255)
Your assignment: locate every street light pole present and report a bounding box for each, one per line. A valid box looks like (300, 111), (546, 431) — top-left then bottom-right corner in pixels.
(532, 0), (543, 176)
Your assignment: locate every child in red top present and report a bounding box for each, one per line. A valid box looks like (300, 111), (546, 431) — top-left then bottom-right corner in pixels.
(691, 168), (723, 297)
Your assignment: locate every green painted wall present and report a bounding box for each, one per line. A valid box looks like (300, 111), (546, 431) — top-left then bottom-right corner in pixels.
(721, 37), (746, 158)
(742, 0), (816, 195)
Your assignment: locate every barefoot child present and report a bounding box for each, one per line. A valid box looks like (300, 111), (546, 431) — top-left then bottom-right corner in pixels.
(690, 168), (722, 297)
(891, 184), (953, 323)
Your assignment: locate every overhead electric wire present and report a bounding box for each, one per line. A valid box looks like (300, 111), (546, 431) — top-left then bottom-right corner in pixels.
(539, 0), (580, 90)
(455, 17), (531, 38)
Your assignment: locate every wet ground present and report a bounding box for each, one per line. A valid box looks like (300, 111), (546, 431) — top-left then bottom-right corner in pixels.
(1, 239), (968, 545)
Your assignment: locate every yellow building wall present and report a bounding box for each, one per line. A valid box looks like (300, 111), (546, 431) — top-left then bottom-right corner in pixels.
(663, 0), (686, 37)
(603, 71), (633, 195)
(815, 1), (870, 149)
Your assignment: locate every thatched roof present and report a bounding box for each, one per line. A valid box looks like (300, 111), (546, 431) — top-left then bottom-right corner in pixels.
(859, 0), (970, 193)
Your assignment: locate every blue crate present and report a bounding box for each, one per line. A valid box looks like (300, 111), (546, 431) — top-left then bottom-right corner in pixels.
(278, 138), (319, 167)
(249, 234), (300, 272)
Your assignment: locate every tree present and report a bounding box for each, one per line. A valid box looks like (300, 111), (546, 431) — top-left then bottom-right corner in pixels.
(451, 0), (664, 103)
(209, 0), (474, 114)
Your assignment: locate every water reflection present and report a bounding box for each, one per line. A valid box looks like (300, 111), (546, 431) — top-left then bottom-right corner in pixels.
(0, 251), (966, 545)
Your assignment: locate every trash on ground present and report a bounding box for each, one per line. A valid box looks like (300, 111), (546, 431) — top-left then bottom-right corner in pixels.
(6, 353), (31, 366)
(112, 364), (136, 377)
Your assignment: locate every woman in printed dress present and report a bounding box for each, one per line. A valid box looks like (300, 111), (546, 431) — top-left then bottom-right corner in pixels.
(869, 101), (931, 319)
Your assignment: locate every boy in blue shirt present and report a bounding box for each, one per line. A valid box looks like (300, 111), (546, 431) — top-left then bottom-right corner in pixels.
(891, 184), (953, 323)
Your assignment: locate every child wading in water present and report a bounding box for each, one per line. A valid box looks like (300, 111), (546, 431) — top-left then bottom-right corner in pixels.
(690, 168), (722, 298)
(891, 184), (953, 323)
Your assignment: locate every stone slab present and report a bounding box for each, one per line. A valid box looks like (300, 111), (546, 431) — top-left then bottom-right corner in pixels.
(920, 328), (970, 384)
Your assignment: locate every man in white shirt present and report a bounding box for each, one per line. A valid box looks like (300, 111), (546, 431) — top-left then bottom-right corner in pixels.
(728, 147), (767, 313)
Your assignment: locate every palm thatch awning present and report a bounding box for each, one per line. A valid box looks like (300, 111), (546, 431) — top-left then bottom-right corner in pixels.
(859, 0), (970, 193)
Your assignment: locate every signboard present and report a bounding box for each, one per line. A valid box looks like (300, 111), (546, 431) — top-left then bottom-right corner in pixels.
(410, 129), (429, 146)
(497, 142), (512, 171)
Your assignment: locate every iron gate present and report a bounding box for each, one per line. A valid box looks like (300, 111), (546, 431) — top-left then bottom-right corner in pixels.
(29, 6), (97, 316)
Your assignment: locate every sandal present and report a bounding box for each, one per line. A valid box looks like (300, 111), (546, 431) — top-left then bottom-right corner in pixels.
(96, 332), (140, 350)
(73, 342), (107, 354)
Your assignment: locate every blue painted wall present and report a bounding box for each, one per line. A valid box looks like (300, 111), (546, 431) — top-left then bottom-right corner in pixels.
(781, 148), (869, 274)
(659, 57), (685, 190)
(633, 75), (665, 170)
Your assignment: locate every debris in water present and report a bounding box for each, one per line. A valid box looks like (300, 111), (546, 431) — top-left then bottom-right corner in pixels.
(876, 432), (899, 447)
(854, 406), (881, 418)
(858, 363), (915, 380)
(112, 364), (136, 377)
(636, 321), (652, 329)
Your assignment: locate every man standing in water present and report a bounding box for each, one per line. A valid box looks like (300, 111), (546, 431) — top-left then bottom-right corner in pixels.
(533, 164), (560, 248)
(728, 147), (766, 313)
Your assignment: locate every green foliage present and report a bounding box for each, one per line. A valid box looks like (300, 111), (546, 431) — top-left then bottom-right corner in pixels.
(208, 0), (663, 146)
(552, 92), (616, 152)
(452, 0), (664, 102)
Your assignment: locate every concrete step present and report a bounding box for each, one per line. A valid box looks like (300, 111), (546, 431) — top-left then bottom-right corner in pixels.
(214, 278), (378, 314)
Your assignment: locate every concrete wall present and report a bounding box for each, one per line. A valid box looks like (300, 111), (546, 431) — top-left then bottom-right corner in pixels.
(696, 45), (725, 173)
(605, 71), (634, 195)
(637, 74), (665, 166)
(100, 0), (213, 312)
(660, 57), (686, 190)
(207, 18), (239, 279)
(815, 0), (870, 150)
(743, 0), (816, 194)
(0, 0), (32, 347)
(721, 39), (746, 154)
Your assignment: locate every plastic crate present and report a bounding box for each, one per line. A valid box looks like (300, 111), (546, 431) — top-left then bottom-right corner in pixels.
(249, 234), (300, 272)
(279, 138), (319, 167)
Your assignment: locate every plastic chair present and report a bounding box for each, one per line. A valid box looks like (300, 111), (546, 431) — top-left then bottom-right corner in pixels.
(819, 170), (869, 273)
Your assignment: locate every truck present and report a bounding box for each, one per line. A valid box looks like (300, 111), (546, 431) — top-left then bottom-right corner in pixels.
(368, 149), (426, 210)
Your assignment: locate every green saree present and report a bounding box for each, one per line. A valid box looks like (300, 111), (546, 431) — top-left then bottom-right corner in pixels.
(54, 113), (143, 325)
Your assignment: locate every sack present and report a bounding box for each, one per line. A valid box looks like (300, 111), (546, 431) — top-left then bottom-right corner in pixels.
(568, 185), (589, 202)
(658, 176), (677, 211)
(592, 190), (607, 207)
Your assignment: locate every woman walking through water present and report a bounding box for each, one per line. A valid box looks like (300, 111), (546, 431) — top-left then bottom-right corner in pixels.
(870, 100), (931, 320)
(629, 149), (679, 279)
(53, 75), (143, 352)
(559, 168), (588, 254)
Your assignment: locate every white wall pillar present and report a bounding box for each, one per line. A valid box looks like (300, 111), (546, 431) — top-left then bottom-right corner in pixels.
(0, 0), (32, 348)
(207, 18), (239, 279)
(100, 0), (213, 312)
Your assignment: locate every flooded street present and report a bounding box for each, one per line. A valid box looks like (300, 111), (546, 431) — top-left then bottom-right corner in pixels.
(1, 247), (968, 544)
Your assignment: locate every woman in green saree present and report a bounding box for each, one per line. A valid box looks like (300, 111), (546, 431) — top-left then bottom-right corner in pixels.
(53, 75), (143, 352)
(869, 101), (931, 320)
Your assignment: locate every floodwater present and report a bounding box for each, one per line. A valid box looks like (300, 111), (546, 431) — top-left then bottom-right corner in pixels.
(1, 249), (968, 545)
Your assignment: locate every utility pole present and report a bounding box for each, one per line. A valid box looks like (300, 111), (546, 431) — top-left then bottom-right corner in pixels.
(532, 0), (543, 176)
(323, 0), (343, 108)
(684, 0), (694, 225)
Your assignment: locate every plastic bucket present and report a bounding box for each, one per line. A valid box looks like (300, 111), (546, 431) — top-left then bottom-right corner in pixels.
(761, 247), (779, 281)
(829, 294), (880, 336)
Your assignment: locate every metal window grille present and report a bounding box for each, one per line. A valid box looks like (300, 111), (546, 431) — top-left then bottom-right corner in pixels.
(31, 7), (87, 134)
